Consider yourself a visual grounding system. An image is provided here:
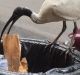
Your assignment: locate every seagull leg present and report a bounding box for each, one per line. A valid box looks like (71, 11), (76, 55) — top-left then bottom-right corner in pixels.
(45, 21), (67, 52)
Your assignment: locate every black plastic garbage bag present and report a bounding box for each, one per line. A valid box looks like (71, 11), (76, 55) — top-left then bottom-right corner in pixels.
(0, 38), (80, 75)
(20, 39), (73, 73)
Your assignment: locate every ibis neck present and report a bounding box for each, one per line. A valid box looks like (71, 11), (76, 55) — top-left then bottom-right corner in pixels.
(22, 8), (42, 24)
(23, 8), (32, 17)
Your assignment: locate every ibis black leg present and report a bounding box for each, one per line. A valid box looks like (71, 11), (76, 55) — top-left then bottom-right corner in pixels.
(52, 21), (66, 44)
(44, 21), (67, 51)
(73, 21), (77, 34)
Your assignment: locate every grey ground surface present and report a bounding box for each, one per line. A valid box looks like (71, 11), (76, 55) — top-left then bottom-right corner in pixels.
(0, 0), (80, 42)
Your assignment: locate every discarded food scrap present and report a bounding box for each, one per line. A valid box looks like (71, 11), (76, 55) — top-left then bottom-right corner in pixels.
(2, 34), (28, 72)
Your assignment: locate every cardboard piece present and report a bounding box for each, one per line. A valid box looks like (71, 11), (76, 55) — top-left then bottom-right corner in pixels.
(2, 34), (28, 72)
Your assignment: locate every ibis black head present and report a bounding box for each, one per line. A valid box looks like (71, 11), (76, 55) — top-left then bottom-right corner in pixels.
(0, 7), (32, 40)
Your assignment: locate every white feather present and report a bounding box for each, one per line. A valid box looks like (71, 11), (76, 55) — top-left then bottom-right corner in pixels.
(31, 0), (80, 23)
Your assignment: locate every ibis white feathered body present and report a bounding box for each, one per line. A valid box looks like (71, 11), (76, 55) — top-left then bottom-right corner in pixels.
(31, 0), (80, 24)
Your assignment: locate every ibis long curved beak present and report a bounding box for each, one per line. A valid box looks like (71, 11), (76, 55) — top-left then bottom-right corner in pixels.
(0, 14), (18, 53)
(0, 12), (21, 40)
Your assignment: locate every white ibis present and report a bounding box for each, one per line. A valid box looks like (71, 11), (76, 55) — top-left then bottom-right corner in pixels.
(1, 0), (79, 49)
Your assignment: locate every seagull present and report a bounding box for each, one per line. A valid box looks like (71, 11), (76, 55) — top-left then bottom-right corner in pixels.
(1, 0), (79, 49)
